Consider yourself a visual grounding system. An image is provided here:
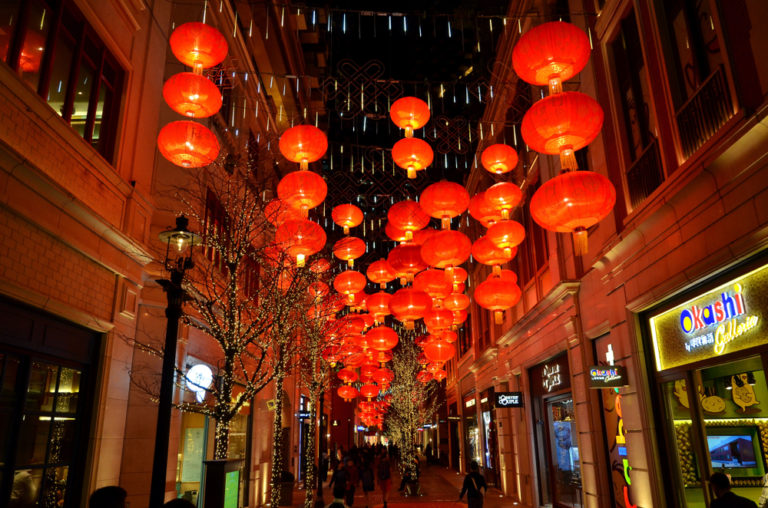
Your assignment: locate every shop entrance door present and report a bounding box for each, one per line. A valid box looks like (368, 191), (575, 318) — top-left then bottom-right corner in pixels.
(545, 396), (582, 508)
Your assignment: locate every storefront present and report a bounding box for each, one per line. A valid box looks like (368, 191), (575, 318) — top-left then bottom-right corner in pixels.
(448, 402), (460, 470)
(463, 392), (481, 469)
(479, 388), (499, 487)
(529, 353), (582, 508)
(645, 260), (768, 508)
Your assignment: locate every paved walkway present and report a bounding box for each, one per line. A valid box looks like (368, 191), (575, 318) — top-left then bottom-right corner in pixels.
(291, 462), (531, 508)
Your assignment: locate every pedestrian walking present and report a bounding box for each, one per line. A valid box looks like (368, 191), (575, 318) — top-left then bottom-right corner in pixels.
(459, 461), (487, 508)
(377, 451), (392, 508)
(344, 458), (359, 507)
(360, 458), (375, 508)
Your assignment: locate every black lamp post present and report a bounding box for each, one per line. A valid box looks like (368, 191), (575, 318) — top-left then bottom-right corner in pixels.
(150, 215), (201, 508)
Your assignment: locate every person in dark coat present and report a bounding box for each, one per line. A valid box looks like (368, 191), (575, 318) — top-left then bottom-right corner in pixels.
(88, 486), (127, 508)
(344, 458), (359, 507)
(329, 461), (348, 493)
(710, 472), (758, 508)
(459, 461), (487, 508)
(360, 458), (375, 508)
(377, 451), (392, 508)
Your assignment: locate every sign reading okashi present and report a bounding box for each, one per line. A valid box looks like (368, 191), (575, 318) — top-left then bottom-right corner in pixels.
(588, 365), (628, 389)
(649, 264), (768, 371)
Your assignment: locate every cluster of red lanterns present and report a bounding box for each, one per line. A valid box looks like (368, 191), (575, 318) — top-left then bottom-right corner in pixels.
(158, 22), (226, 168)
(390, 97), (434, 179)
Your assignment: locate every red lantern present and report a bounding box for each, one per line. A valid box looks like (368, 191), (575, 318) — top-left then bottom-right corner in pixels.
(413, 269), (452, 303)
(265, 199), (303, 227)
(385, 222), (409, 243)
(481, 144), (519, 175)
(277, 170), (327, 217)
(310, 258), (332, 273)
(309, 281), (330, 300)
(338, 385), (358, 401)
(389, 288), (432, 330)
(452, 309), (468, 326)
(417, 371), (433, 383)
(419, 181), (470, 229)
(338, 368), (358, 384)
(474, 273), (522, 324)
(529, 170), (615, 255)
(486, 182), (523, 220)
(387, 243), (427, 284)
(279, 125), (328, 170)
(486, 220), (526, 258)
(367, 292), (392, 322)
(373, 368), (394, 386)
(360, 384), (379, 400)
(333, 270), (368, 302)
(443, 293), (470, 312)
(358, 313), (375, 330)
(420, 230), (471, 273)
(439, 330), (458, 343)
(275, 219), (326, 267)
(169, 22), (228, 73)
(497, 269), (519, 285)
(392, 137), (434, 179)
(424, 339), (456, 364)
(388, 200), (430, 241)
(469, 191), (503, 227)
(367, 325), (399, 352)
(472, 235), (515, 275)
(163, 73), (222, 118)
(157, 121), (219, 168)
(447, 267), (467, 292)
(521, 91), (603, 170)
(412, 228), (438, 245)
(367, 259), (397, 289)
(423, 308), (454, 332)
(425, 363), (443, 374)
(332, 204), (364, 234)
(433, 369), (447, 382)
(322, 345), (342, 366)
(390, 96), (430, 137)
(333, 237), (366, 268)
(512, 21), (590, 95)
(374, 350), (393, 364)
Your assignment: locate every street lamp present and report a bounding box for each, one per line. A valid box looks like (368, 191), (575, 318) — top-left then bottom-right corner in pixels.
(150, 215), (201, 508)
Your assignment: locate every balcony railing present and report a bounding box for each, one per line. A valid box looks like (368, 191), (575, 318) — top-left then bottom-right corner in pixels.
(675, 65), (733, 159)
(626, 138), (664, 209)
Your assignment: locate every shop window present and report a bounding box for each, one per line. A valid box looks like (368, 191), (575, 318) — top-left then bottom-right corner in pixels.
(511, 184), (548, 291)
(1, 0), (123, 161)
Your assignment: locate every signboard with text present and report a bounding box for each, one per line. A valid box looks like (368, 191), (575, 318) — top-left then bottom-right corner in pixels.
(588, 365), (628, 388)
(494, 391), (523, 408)
(649, 264), (768, 371)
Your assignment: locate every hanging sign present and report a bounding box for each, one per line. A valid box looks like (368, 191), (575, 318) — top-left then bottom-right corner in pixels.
(494, 391), (523, 408)
(297, 411), (311, 419)
(588, 365), (628, 388)
(649, 264), (768, 371)
(186, 364), (214, 402)
(542, 363), (563, 392)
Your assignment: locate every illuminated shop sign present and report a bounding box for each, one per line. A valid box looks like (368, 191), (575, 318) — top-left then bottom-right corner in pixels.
(186, 363), (214, 402)
(465, 398), (476, 408)
(542, 362), (563, 392)
(494, 392), (523, 408)
(588, 365), (628, 388)
(649, 264), (768, 371)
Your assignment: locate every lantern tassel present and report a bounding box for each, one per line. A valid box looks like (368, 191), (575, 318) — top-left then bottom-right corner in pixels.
(405, 127), (414, 138)
(300, 161), (309, 171)
(344, 226), (350, 235)
(494, 310), (504, 325)
(441, 216), (451, 229)
(492, 265), (501, 276)
(559, 147), (578, 170)
(548, 77), (563, 95)
(573, 228), (588, 256)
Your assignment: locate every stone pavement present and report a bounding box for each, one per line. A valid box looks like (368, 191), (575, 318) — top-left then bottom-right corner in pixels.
(290, 462), (532, 508)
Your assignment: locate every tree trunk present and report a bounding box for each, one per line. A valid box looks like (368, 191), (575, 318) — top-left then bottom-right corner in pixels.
(214, 419), (231, 460)
(214, 356), (236, 459)
(303, 395), (318, 508)
(270, 361), (287, 507)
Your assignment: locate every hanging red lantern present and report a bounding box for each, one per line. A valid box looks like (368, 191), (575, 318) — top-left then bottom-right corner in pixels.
(486, 182), (523, 220)
(387, 243), (427, 284)
(438, 330), (458, 343)
(426, 363), (443, 374)
(309, 281), (330, 301)
(413, 269), (452, 303)
(275, 219), (326, 267)
(389, 288), (432, 330)
(417, 371), (433, 383)
(338, 385), (358, 402)
(423, 339), (456, 363)
(390, 96), (430, 137)
(279, 125), (328, 170)
(452, 309), (468, 326)
(373, 367), (394, 386)
(265, 199), (303, 227)
(358, 313), (375, 330)
(345, 352), (366, 368)
(469, 191), (503, 227)
(412, 228), (438, 245)
(360, 384), (380, 400)
(392, 137), (434, 179)
(530, 170), (615, 255)
(443, 293), (470, 312)
(446, 267), (467, 292)
(486, 220), (526, 258)
(310, 258), (332, 273)
(481, 144), (519, 175)
(385, 222), (409, 243)
(169, 22), (228, 73)
(474, 273), (522, 324)
(338, 368), (358, 384)
(367, 325), (399, 352)
(157, 121), (219, 168)
(512, 21), (590, 95)
(423, 308), (454, 332)
(321, 345), (342, 366)
(332, 204), (364, 234)
(521, 91), (603, 170)
(387, 200), (430, 241)
(277, 170), (327, 217)
(163, 72), (222, 118)
(333, 237), (366, 268)
(333, 270), (368, 302)
(340, 342), (363, 357)
(374, 350), (393, 364)
(367, 259), (397, 289)
(472, 235), (515, 276)
(367, 292), (392, 322)
(420, 230), (471, 275)
(323, 293), (346, 316)
(433, 369), (447, 382)
(419, 181), (470, 229)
